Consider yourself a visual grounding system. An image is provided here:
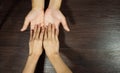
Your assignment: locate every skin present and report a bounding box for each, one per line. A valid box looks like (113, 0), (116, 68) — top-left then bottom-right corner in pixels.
(21, 0), (44, 31)
(29, 25), (44, 55)
(23, 25), (72, 73)
(22, 0), (71, 72)
(43, 25), (72, 73)
(21, 0), (44, 55)
(44, 0), (70, 31)
(21, 0), (70, 55)
(21, 0), (70, 32)
(23, 26), (44, 73)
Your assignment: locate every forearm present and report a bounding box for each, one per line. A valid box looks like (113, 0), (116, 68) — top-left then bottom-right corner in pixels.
(48, 53), (72, 73)
(48, 0), (62, 9)
(32, 0), (44, 9)
(22, 55), (40, 73)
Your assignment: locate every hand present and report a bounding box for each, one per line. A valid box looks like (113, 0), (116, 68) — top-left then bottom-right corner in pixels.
(43, 24), (59, 56)
(43, 25), (72, 73)
(44, 8), (70, 31)
(21, 9), (44, 31)
(29, 25), (44, 56)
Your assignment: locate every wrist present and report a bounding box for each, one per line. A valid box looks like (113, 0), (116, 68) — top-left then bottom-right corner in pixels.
(32, 8), (44, 11)
(32, 0), (44, 10)
(47, 6), (60, 10)
(29, 53), (41, 58)
(48, 0), (62, 10)
(47, 52), (60, 58)
(47, 7), (59, 10)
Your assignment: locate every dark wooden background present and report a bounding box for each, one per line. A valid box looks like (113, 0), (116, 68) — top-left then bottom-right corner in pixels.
(0, 0), (120, 73)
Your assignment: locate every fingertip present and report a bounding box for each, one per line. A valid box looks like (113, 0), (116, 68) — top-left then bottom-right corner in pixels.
(20, 29), (23, 32)
(42, 27), (45, 32)
(41, 23), (44, 27)
(44, 24), (47, 29)
(22, 20), (29, 31)
(30, 26), (35, 31)
(20, 28), (25, 32)
(64, 25), (70, 32)
(55, 25), (59, 30)
(66, 28), (70, 32)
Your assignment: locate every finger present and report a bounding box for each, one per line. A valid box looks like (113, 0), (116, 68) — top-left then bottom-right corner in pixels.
(61, 18), (70, 31)
(36, 25), (41, 39)
(54, 21), (60, 30)
(44, 28), (47, 40)
(33, 25), (37, 40)
(29, 29), (33, 56)
(55, 28), (59, 40)
(30, 30), (33, 41)
(48, 24), (52, 39)
(30, 22), (35, 30)
(21, 19), (30, 31)
(54, 22), (60, 33)
(39, 27), (44, 40)
(52, 24), (55, 39)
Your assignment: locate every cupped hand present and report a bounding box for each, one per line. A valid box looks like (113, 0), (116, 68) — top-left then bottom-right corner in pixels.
(29, 25), (44, 56)
(44, 8), (70, 31)
(21, 9), (44, 31)
(43, 24), (59, 56)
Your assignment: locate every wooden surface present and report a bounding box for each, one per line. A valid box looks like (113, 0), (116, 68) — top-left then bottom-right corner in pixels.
(0, 0), (120, 73)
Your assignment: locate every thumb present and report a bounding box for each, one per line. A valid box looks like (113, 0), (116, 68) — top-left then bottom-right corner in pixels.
(61, 18), (70, 32)
(20, 19), (29, 31)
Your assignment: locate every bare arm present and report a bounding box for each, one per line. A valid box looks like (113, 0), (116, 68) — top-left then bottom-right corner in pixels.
(43, 25), (72, 73)
(23, 26), (44, 73)
(48, 0), (62, 9)
(21, 0), (45, 31)
(48, 54), (72, 73)
(32, 0), (44, 10)
(44, 0), (70, 31)
(22, 55), (40, 73)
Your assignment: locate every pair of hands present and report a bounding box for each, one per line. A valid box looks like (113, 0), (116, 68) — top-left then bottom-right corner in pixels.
(21, 8), (70, 32)
(29, 24), (59, 56)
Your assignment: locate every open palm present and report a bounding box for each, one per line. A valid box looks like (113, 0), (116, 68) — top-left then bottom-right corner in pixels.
(21, 9), (44, 31)
(44, 8), (70, 31)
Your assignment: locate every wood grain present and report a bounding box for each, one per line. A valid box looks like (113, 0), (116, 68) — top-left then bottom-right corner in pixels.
(0, 0), (120, 73)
